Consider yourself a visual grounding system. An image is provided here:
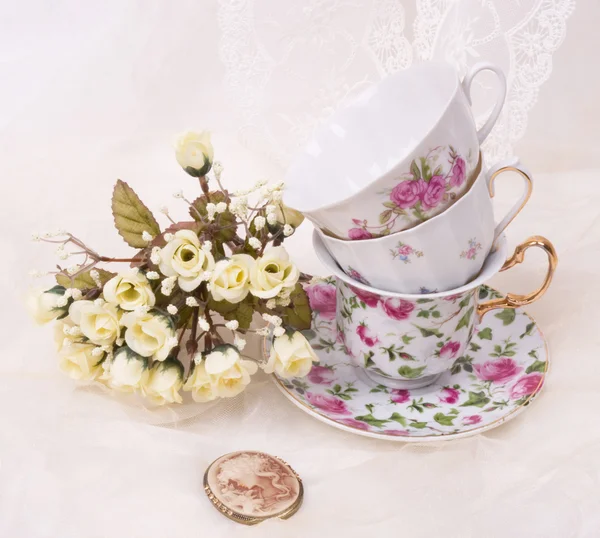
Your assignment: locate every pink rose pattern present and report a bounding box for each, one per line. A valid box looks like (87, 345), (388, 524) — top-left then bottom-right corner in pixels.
(438, 387), (460, 404)
(356, 324), (379, 347)
(381, 298), (415, 320)
(307, 365), (335, 385)
(474, 358), (522, 384)
(348, 285), (381, 308)
(290, 283), (547, 438)
(306, 392), (351, 415)
(460, 238), (483, 260)
(306, 282), (337, 320)
(348, 147), (467, 239)
(510, 373), (544, 400)
(450, 157), (466, 187)
(439, 341), (461, 360)
(390, 241), (424, 264)
(390, 389), (411, 404)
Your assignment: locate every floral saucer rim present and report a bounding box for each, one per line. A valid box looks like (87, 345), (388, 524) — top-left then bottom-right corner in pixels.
(269, 283), (549, 443)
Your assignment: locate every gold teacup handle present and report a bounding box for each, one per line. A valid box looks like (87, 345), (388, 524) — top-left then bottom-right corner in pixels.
(488, 160), (534, 244)
(478, 235), (558, 318)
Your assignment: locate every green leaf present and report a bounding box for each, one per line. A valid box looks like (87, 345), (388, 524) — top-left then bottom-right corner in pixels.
(56, 268), (115, 290)
(478, 327), (493, 340)
(389, 412), (407, 427)
(469, 342), (482, 352)
(455, 306), (474, 332)
(402, 335), (415, 345)
(417, 310), (430, 318)
(526, 360), (547, 374)
(460, 391), (490, 408)
(431, 311), (441, 318)
(364, 351), (375, 368)
(433, 413), (455, 426)
(416, 298), (434, 304)
(397, 365), (426, 379)
(410, 421), (428, 429)
(379, 210), (392, 224)
(280, 283), (312, 330)
(414, 325), (443, 338)
(420, 157), (431, 180)
(478, 287), (489, 300)
(520, 322), (535, 339)
(354, 414), (388, 428)
(495, 308), (516, 326)
(459, 294), (472, 309)
(383, 201), (398, 209)
(432, 165), (443, 177)
(208, 296), (256, 330)
(189, 191), (236, 244)
(111, 179), (161, 248)
(410, 160), (421, 179)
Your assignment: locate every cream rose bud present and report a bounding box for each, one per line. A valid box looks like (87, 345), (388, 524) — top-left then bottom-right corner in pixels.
(159, 230), (215, 292)
(249, 246), (299, 299)
(183, 360), (216, 402)
(274, 203), (304, 228)
(27, 286), (70, 325)
(103, 271), (155, 311)
(69, 300), (121, 346)
(142, 359), (184, 405)
(175, 130), (214, 177)
(104, 346), (149, 392)
(264, 331), (318, 379)
(59, 343), (104, 381)
(204, 345), (258, 399)
(209, 254), (255, 304)
(121, 310), (176, 361)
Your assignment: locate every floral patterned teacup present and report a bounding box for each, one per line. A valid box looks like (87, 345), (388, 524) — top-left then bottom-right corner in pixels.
(318, 156), (533, 293)
(284, 61), (506, 239)
(314, 232), (557, 389)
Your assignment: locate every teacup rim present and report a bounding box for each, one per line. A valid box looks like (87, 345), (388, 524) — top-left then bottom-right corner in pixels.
(313, 229), (508, 299)
(318, 154), (485, 244)
(284, 61), (465, 214)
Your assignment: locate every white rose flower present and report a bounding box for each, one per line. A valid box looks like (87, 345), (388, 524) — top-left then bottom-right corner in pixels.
(274, 203), (304, 228)
(103, 271), (156, 311)
(69, 300), (121, 346)
(53, 317), (83, 352)
(121, 310), (176, 361)
(264, 331), (318, 379)
(26, 286), (70, 325)
(183, 360), (216, 402)
(175, 130), (214, 177)
(159, 230), (215, 292)
(209, 254), (255, 304)
(59, 343), (104, 381)
(204, 345), (258, 399)
(249, 246), (299, 299)
(142, 359), (184, 405)
(103, 346), (149, 392)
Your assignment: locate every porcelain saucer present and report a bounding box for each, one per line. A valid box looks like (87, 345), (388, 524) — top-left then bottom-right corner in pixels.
(271, 278), (548, 442)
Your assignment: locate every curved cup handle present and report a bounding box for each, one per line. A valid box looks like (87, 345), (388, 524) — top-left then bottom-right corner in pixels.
(462, 62), (507, 144)
(488, 158), (534, 246)
(477, 236), (558, 319)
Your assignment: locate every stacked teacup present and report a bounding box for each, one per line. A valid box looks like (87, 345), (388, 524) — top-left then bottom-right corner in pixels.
(284, 61), (558, 390)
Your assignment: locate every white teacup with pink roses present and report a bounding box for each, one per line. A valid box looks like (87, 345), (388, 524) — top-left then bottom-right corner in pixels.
(284, 61), (506, 239)
(317, 156), (534, 294)
(314, 231), (557, 389)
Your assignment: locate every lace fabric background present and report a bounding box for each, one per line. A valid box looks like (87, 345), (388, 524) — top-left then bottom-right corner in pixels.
(218, 0), (575, 167)
(3, 1), (600, 537)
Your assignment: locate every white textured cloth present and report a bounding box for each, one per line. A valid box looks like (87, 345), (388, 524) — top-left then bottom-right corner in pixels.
(1, 1), (599, 537)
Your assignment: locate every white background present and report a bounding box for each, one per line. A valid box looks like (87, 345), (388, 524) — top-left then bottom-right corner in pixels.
(1, 1), (600, 537)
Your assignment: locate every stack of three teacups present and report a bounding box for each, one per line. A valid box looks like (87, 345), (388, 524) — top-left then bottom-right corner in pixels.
(284, 61), (558, 389)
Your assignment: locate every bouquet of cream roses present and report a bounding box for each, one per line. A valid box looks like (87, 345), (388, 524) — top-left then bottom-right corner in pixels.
(28, 131), (318, 405)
